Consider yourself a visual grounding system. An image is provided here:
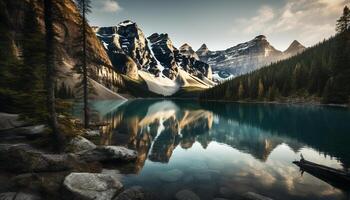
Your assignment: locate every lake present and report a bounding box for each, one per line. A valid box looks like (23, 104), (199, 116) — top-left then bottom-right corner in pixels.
(77, 99), (350, 200)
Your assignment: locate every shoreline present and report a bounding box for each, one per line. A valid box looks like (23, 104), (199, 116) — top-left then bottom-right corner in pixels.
(118, 97), (350, 108)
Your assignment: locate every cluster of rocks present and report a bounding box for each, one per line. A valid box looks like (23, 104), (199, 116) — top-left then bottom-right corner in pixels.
(0, 113), (147, 200)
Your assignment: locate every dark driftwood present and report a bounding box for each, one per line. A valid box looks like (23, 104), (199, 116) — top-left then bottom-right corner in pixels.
(293, 159), (350, 189)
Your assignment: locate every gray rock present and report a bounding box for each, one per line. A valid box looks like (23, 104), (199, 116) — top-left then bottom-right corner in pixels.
(12, 172), (68, 196)
(113, 186), (154, 200)
(0, 192), (41, 200)
(0, 144), (75, 173)
(78, 146), (137, 162)
(63, 173), (123, 200)
(219, 187), (233, 197)
(85, 130), (101, 137)
(175, 190), (200, 200)
(158, 169), (184, 182)
(0, 125), (46, 139)
(65, 136), (97, 153)
(193, 172), (211, 181)
(243, 192), (274, 200)
(0, 113), (28, 131)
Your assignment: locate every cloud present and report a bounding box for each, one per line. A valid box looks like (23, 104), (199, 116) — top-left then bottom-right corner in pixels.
(100, 0), (122, 13)
(233, 0), (348, 47)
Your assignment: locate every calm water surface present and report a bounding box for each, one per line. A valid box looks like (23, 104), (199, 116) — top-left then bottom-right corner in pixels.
(79, 99), (350, 200)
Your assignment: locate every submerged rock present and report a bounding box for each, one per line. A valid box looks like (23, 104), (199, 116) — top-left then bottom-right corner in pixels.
(63, 173), (123, 200)
(158, 169), (184, 182)
(113, 186), (155, 200)
(0, 144), (75, 173)
(175, 190), (200, 200)
(0, 192), (41, 200)
(243, 192), (274, 200)
(77, 146), (137, 162)
(65, 136), (97, 153)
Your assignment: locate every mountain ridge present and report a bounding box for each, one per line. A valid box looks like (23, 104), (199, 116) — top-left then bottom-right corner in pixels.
(196, 35), (306, 81)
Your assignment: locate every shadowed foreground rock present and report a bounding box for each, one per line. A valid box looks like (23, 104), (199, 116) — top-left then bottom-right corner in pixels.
(63, 173), (123, 200)
(0, 192), (41, 200)
(0, 144), (77, 173)
(0, 113), (28, 131)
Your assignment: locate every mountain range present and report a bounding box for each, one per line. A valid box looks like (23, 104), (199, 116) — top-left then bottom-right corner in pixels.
(93, 21), (305, 95)
(195, 35), (306, 81)
(2, 0), (306, 98)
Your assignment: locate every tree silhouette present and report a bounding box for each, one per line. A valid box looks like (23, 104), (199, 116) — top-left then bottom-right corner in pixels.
(75, 0), (92, 128)
(44, 0), (66, 148)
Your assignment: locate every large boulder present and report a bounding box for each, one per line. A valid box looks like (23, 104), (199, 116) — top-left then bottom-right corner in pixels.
(77, 146), (137, 163)
(65, 136), (97, 153)
(63, 173), (123, 200)
(11, 172), (68, 197)
(0, 144), (76, 173)
(0, 192), (41, 200)
(0, 125), (47, 139)
(0, 113), (28, 131)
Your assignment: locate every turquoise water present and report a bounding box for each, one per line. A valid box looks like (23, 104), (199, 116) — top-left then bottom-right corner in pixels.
(87, 99), (350, 200)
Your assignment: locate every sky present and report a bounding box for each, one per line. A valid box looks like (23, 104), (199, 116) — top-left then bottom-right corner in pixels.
(88, 0), (349, 51)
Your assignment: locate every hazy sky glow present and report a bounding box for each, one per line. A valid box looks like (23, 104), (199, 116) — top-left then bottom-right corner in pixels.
(89, 0), (349, 51)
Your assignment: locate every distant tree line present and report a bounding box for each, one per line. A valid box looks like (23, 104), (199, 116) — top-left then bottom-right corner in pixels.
(200, 6), (350, 105)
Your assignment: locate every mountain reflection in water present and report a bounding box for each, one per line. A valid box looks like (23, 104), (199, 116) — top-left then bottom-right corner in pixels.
(84, 99), (350, 200)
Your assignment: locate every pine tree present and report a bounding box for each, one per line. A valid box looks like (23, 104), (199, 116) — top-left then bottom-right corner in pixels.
(258, 79), (264, 99)
(75, 0), (92, 128)
(238, 81), (244, 99)
(336, 6), (350, 33)
(44, 0), (66, 148)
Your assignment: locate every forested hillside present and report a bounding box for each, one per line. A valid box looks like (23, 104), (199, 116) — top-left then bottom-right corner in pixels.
(200, 8), (350, 105)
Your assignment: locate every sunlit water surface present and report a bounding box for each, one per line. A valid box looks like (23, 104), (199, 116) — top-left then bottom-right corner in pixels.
(74, 99), (350, 200)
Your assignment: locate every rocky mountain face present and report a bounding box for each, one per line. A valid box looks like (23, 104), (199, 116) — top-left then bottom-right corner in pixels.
(148, 33), (212, 80)
(179, 43), (199, 60)
(95, 21), (160, 79)
(284, 40), (306, 57)
(196, 35), (306, 81)
(3, 0), (126, 99)
(95, 22), (212, 82)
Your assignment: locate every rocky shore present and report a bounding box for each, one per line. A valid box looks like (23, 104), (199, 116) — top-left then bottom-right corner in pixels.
(0, 113), (152, 200)
(0, 113), (275, 200)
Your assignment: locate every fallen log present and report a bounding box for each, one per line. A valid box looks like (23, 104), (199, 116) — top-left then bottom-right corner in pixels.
(293, 158), (350, 189)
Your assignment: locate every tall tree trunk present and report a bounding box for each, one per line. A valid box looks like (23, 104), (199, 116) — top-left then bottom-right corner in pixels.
(82, 0), (89, 128)
(44, 0), (65, 149)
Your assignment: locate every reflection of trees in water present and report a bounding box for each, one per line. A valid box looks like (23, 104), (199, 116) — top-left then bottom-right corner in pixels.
(200, 101), (350, 168)
(90, 100), (350, 172)
(91, 100), (214, 172)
